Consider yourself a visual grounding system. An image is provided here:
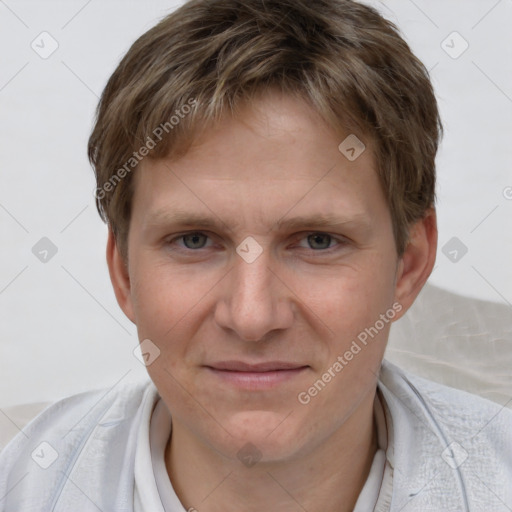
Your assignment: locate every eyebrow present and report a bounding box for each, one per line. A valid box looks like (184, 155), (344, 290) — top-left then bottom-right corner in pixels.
(272, 213), (370, 232)
(144, 209), (370, 234)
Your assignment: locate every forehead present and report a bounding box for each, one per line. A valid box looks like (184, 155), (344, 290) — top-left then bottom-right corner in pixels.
(131, 92), (387, 230)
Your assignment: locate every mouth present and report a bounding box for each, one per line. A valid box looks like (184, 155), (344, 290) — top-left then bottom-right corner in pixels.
(203, 361), (310, 389)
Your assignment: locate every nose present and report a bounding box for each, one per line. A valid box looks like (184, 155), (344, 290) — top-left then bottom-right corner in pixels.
(214, 249), (294, 342)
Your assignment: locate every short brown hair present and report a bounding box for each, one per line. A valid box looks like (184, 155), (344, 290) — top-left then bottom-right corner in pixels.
(88, 0), (443, 260)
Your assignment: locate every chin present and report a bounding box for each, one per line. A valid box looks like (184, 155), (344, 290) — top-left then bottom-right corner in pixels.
(221, 410), (305, 461)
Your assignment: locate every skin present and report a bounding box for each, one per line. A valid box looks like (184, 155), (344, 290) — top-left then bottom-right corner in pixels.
(107, 91), (437, 512)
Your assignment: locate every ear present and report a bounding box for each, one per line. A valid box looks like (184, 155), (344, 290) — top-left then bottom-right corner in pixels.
(106, 228), (136, 324)
(393, 208), (437, 320)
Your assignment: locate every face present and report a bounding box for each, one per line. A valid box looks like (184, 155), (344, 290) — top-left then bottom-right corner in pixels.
(109, 91), (434, 463)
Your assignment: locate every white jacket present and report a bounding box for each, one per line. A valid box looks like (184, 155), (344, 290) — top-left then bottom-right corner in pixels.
(1, 360), (511, 511)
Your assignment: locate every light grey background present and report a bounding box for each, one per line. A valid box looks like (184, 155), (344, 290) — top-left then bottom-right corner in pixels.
(1, 0), (511, 408)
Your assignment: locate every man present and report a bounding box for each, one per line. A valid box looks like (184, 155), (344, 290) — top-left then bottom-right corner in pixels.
(1, 0), (510, 510)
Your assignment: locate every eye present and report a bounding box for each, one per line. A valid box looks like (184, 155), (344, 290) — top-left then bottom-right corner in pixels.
(175, 232), (211, 250)
(298, 232), (343, 251)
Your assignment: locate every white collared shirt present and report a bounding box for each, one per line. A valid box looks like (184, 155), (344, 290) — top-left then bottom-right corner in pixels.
(134, 388), (394, 512)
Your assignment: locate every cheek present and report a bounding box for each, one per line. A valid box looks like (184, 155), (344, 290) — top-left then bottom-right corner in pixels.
(292, 261), (397, 380)
(130, 264), (202, 383)
(296, 260), (395, 329)
(128, 256), (224, 377)
(131, 273), (167, 331)
(129, 259), (200, 338)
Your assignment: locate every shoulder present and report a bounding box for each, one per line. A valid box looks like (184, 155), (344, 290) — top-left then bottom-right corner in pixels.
(379, 358), (512, 433)
(1, 378), (155, 448)
(0, 378), (157, 510)
(378, 359), (512, 510)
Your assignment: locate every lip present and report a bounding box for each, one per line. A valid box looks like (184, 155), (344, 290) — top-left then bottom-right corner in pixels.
(206, 360), (307, 372)
(204, 361), (309, 390)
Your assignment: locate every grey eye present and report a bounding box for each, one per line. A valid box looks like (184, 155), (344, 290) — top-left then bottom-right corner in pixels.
(182, 232), (208, 249)
(307, 233), (332, 250)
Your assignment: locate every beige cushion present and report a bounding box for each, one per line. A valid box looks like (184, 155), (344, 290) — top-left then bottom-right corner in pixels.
(0, 402), (50, 451)
(386, 283), (512, 407)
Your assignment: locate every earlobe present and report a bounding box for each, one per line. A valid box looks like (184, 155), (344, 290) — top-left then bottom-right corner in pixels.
(393, 208), (438, 318)
(106, 229), (136, 324)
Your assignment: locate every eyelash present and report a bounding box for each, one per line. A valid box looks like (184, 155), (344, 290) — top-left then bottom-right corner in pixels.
(166, 231), (347, 254)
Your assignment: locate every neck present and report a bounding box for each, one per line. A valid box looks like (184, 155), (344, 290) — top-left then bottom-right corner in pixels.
(165, 388), (379, 512)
